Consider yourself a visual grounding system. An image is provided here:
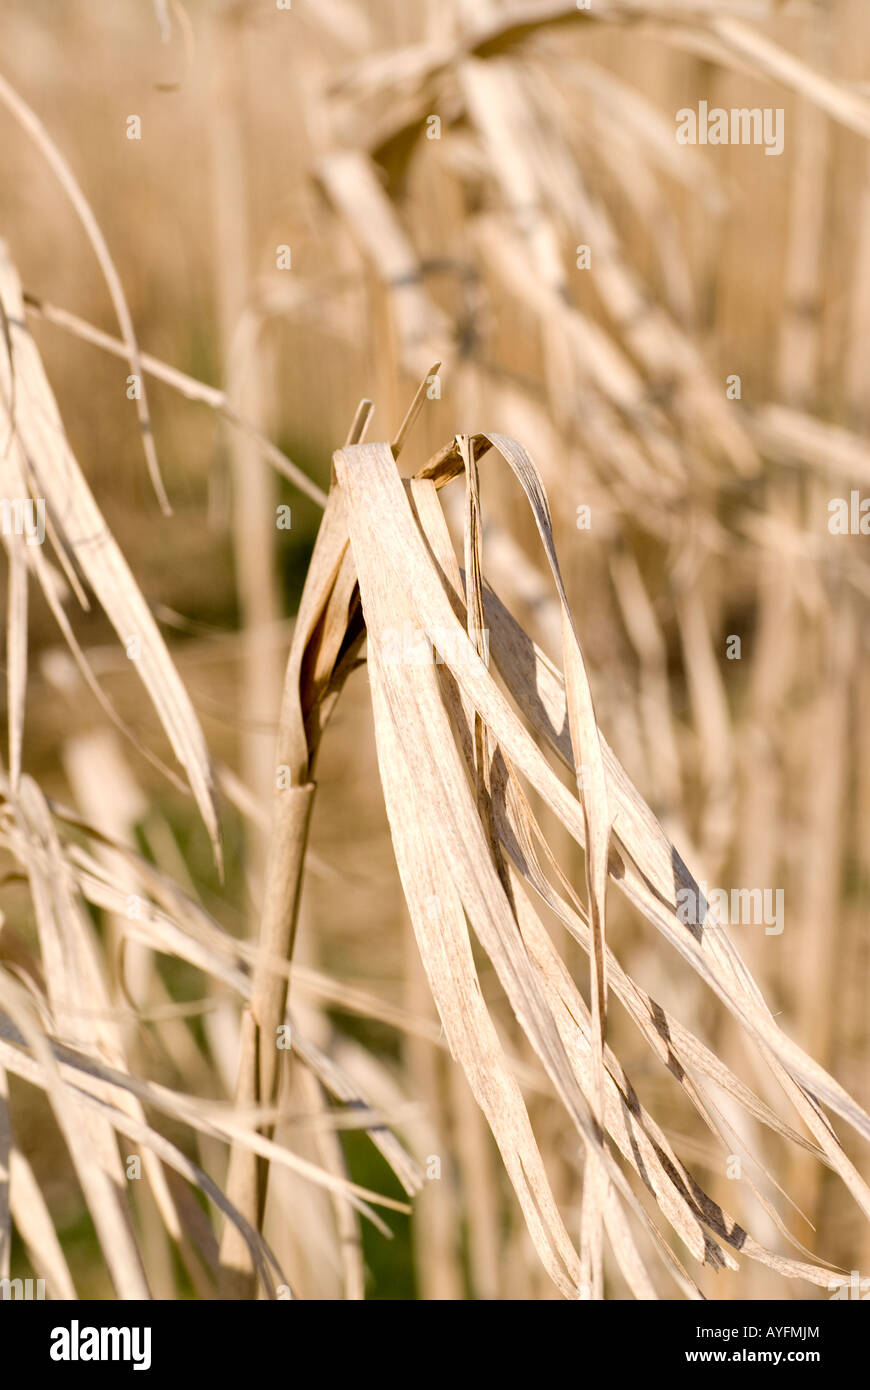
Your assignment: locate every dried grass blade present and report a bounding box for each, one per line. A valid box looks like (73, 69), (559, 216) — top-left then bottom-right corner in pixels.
(0, 246), (221, 862)
(0, 1066), (9, 1281)
(0, 77), (170, 510)
(9, 1148), (77, 1300)
(0, 969), (150, 1298)
(22, 293), (327, 507)
(5, 539), (27, 791)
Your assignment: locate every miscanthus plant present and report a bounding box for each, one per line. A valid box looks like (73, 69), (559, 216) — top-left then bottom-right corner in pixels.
(2, 2), (870, 1300)
(1, 225), (869, 1296)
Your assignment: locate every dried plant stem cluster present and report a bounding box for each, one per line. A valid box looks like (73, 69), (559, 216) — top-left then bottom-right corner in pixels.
(0, 0), (869, 1301)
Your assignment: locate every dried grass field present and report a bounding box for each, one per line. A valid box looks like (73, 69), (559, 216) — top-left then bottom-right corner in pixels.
(1, 0), (870, 1303)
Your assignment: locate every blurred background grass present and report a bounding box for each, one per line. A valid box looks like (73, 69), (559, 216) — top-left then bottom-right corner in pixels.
(3, 0), (870, 1298)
